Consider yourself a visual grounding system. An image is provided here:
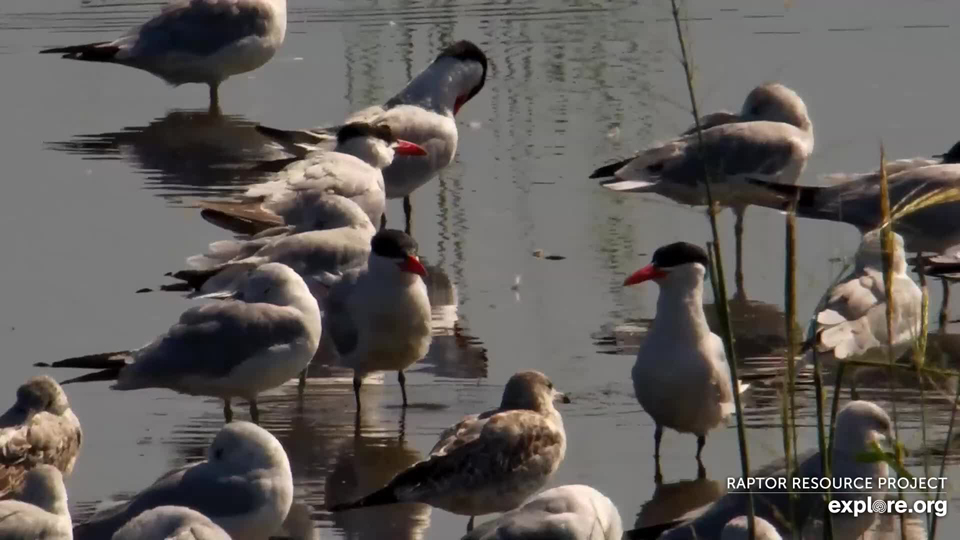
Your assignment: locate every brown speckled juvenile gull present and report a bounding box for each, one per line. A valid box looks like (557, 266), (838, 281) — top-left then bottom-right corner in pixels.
(0, 376), (82, 499)
(40, 0), (287, 110)
(330, 370), (569, 531)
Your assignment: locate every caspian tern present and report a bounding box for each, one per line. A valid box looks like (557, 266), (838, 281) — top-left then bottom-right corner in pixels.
(622, 242), (747, 479)
(170, 194), (375, 297)
(462, 484), (622, 540)
(73, 422), (293, 540)
(40, 263), (321, 423)
(40, 0), (287, 112)
(0, 377), (82, 500)
(330, 371), (568, 532)
(322, 229), (431, 409)
(258, 40), (488, 231)
(0, 466), (72, 540)
(112, 506), (231, 540)
(202, 123), (428, 235)
(592, 83), (814, 286)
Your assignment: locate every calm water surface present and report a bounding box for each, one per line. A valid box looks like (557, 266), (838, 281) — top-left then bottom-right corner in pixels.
(3, 0), (960, 538)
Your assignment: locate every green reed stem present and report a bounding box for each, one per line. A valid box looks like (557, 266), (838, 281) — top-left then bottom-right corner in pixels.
(782, 204), (799, 537)
(669, 1), (754, 536)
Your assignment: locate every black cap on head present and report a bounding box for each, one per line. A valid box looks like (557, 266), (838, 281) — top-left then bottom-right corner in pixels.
(937, 140), (960, 164)
(336, 122), (395, 145)
(436, 40), (488, 103)
(652, 242), (709, 268)
(372, 229), (419, 259)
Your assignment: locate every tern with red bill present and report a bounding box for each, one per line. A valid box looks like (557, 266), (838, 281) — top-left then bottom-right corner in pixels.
(322, 229), (432, 409)
(623, 242), (747, 480)
(257, 40), (488, 231)
(203, 122), (426, 235)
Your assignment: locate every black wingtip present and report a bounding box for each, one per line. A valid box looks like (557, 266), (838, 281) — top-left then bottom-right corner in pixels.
(328, 487), (399, 512)
(61, 367), (123, 385)
(589, 158), (631, 179)
(48, 351), (131, 370)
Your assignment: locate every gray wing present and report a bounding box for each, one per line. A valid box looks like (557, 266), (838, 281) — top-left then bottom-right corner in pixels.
(125, 0), (276, 58)
(112, 506), (232, 540)
(680, 122), (808, 182)
(680, 110), (741, 136)
(75, 463), (264, 540)
(120, 301), (308, 387)
(0, 412), (82, 499)
(0, 500), (70, 539)
(322, 270), (363, 357)
(252, 229), (371, 279)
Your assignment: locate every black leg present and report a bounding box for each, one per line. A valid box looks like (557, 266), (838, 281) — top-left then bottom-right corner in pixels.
(353, 375), (362, 411)
(398, 370), (408, 407)
(249, 398), (260, 425)
(223, 399), (233, 423)
(208, 83), (221, 116)
(467, 516), (474, 532)
(298, 368), (307, 398)
(941, 279), (951, 329)
(734, 206), (745, 295)
(696, 435), (706, 460)
(697, 460), (707, 480)
(403, 196), (412, 235)
(654, 424), (663, 484)
(380, 213), (387, 230)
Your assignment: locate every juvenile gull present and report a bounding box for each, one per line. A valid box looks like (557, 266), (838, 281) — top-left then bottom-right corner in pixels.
(75, 422), (293, 540)
(112, 506), (230, 540)
(322, 229), (431, 409)
(170, 195), (375, 298)
(809, 230), (922, 371)
(0, 376), (82, 499)
(622, 242), (747, 478)
(203, 123), (426, 234)
(40, 0), (287, 111)
(330, 371), (569, 531)
(43, 263), (321, 423)
(463, 484), (622, 540)
(258, 41), (488, 231)
(647, 400), (893, 540)
(0, 465), (72, 540)
(592, 83), (814, 285)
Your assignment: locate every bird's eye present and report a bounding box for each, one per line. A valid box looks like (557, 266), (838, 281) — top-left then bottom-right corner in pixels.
(547, 382), (554, 390)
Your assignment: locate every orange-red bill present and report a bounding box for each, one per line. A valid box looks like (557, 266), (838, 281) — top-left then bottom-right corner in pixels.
(623, 264), (666, 286)
(399, 255), (428, 276)
(454, 94), (468, 115)
(394, 140), (428, 156)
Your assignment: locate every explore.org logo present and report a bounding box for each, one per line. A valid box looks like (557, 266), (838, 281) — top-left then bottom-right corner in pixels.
(828, 497), (947, 518)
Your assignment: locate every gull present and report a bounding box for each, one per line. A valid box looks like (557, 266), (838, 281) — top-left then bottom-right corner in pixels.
(0, 376), (82, 499)
(646, 400), (893, 540)
(74, 421), (293, 540)
(720, 516), (782, 540)
(809, 230), (922, 377)
(0, 465), (72, 540)
(112, 506), (230, 540)
(330, 371), (569, 531)
(40, 263), (321, 423)
(258, 40), (488, 232)
(463, 484), (623, 540)
(167, 194), (375, 298)
(201, 123), (427, 235)
(592, 83), (814, 287)
(322, 229), (431, 409)
(40, 0), (287, 112)
(622, 242), (747, 479)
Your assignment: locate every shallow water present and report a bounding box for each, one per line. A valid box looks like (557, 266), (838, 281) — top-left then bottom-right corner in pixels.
(3, 0), (960, 538)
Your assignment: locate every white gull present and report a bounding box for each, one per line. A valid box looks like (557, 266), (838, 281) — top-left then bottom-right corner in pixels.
(0, 465), (72, 540)
(112, 506), (231, 540)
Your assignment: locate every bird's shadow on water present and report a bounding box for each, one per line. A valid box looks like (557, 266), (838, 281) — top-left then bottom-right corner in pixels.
(44, 109), (288, 204)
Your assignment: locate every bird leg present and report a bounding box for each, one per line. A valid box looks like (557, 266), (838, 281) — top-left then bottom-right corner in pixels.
(403, 196), (413, 234)
(940, 278), (951, 329)
(734, 206), (745, 294)
(696, 435), (706, 460)
(298, 368), (307, 398)
(380, 213), (387, 230)
(467, 516), (475, 532)
(654, 424), (663, 484)
(398, 370), (409, 407)
(249, 398), (260, 425)
(208, 82), (221, 116)
(697, 460), (707, 480)
(353, 375), (363, 411)
(223, 399), (233, 423)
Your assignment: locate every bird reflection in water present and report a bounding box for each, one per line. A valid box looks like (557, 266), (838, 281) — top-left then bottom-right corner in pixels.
(420, 261), (488, 380)
(45, 109), (287, 203)
(633, 477), (725, 536)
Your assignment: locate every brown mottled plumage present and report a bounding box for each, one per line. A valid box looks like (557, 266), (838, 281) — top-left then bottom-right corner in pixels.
(0, 376), (82, 499)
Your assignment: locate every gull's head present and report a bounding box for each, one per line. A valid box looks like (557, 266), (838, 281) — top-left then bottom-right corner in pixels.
(19, 465), (69, 517)
(935, 140), (960, 164)
(291, 193), (373, 232)
(236, 263), (312, 308)
(335, 122), (427, 169)
(623, 242), (709, 290)
(856, 229), (907, 274)
(740, 83), (811, 132)
(432, 40), (488, 115)
(721, 516), (782, 540)
(0, 375), (70, 427)
(834, 400), (894, 455)
(369, 229), (428, 280)
(500, 370), (570, 414)
(208, 421), (290, 472)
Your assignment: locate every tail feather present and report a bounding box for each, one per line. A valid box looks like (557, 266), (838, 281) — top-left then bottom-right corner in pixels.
(40, 42), (121, 62)
(328, 486), (399, 512)
(36, 351), (131, 370)
(169, 267), (220, 290)
(198, 201), (282, 235)
(589, 157), (632, 179)
(256, 125), (335, 158)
